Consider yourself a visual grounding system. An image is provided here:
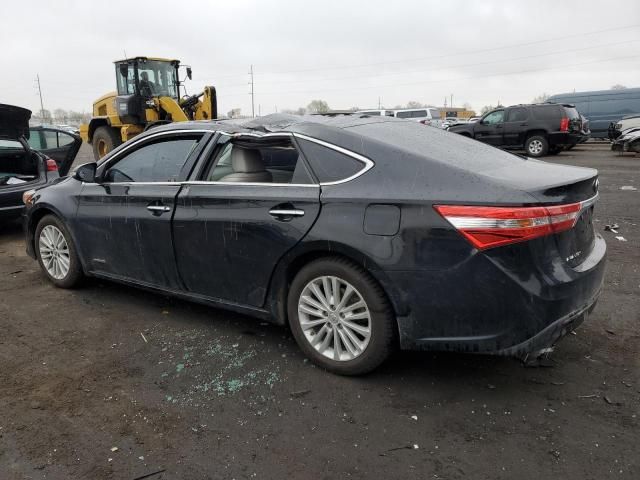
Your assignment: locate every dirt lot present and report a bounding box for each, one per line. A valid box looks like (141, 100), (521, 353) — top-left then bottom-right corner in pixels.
(0, 144), (638, 479)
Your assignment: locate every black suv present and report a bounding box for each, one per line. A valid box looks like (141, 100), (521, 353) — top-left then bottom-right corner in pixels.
(448, 103), (583, 157)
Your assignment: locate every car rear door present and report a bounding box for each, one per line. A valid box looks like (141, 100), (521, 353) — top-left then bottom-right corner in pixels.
(173, 133), (321, 308)
(502, 107), (529, 147)
(74, 130), (209, 287)
(27, 127), (82, 175)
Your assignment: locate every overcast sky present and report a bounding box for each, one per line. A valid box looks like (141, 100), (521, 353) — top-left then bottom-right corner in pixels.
(2, 0), (639, 117)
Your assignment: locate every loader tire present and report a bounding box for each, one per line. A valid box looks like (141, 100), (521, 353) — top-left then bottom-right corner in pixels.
(92, 126), (121, 160)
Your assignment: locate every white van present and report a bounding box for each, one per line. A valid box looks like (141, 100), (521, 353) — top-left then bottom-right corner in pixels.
(357, 108), (442, 127)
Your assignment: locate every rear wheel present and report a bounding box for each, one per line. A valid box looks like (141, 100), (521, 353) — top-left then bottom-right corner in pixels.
(92, 126), (121, 160)
(288, 257), (395, 375)
(525, 135), (549, 157)
(35, 215), (83, 288)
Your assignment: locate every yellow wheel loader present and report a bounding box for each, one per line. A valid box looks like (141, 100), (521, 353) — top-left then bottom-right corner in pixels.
(79, 56), (217, 159)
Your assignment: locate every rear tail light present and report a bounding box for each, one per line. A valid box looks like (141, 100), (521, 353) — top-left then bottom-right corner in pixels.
(434, 202), (586, 250)
(46, 158), (58, 172)
(559, 117), (569, 132)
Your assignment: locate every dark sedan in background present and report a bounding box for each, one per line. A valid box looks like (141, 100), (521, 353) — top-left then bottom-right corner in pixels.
(22, 114), (606, 374)
(1, 104), (81, 221)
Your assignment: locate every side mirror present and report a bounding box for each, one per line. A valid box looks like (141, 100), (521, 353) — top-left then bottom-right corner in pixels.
(73, 162), (97, 183)
(186, 67), (192, 80)
(119, 63), (129, 78)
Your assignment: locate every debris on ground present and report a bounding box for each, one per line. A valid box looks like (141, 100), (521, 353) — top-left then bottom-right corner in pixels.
(620, 186), (637, 191)
(615, 236), (627, 242)
(289, 389), (311, 398)
(110, 446), (118, 452)
(132, 469), (166, 480)
(140, 332), (148, 343)
(604, 223), (620, 233)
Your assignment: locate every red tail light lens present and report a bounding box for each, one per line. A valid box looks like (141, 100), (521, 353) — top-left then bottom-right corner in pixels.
(434, 202), (584, 250)
(46, 158), (58, 172)
(559, 117), (569, 132)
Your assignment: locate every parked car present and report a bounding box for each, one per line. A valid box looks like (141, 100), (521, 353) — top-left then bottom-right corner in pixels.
(23, 114), (605, 374)
(448, 103), (583, 157)
(358, 108), (443, 127)
(608, 114), (640, 141)
(566, 115), (591, 149)
(1, 104), (81, 221)
(548, 88), (640, 139)
(611, 127), (640, 153)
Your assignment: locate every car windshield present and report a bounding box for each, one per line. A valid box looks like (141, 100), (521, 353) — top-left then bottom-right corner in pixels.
(138, 60), (179, 98)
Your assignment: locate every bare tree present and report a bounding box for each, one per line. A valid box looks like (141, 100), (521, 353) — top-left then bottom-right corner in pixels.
(53, 108), (68, 123)
(462, 102), (473, 111)
(611, 84), (627, 90)
(532, 93), (549, 103)
(480, 105), (495, 115)
(405, 100), (424, 109)
(306, 99), (330, 114)
(227, 108), (242, 118)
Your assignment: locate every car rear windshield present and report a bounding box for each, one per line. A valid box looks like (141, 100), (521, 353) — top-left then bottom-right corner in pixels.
(563, 106), (580, 119)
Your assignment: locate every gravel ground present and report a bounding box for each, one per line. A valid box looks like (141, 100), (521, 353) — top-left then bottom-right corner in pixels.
(0, 143), (638, 479)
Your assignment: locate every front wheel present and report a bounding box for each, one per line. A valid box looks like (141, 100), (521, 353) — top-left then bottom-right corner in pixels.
(35, 215), (84, 288)
(525, 135), (549, 157)
(92, 126), (121, 160)
(288, 257), (395, 375)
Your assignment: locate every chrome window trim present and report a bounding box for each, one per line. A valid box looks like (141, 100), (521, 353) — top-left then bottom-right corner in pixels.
(90, 128), (374, 188)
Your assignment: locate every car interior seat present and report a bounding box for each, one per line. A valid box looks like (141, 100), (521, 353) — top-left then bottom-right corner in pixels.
(219, 147), (272, 183)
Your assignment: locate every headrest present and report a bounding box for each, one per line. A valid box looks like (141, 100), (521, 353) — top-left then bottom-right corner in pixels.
(231, 148), (264, 173)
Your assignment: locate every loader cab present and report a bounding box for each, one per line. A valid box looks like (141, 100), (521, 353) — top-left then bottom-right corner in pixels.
(114, 57), (181, 124)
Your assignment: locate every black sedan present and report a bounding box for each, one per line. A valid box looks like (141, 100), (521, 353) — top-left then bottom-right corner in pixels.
(22, 114), (606, 374)
(1, 104), (81, 221)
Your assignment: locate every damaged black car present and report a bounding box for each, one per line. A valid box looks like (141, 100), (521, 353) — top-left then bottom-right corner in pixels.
(1, 104), (80, 221)
(23, 114), (606, 374)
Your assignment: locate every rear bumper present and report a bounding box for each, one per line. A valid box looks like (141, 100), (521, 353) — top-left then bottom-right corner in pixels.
(548, 132), (582, 147)
(391, 234), (606, 357)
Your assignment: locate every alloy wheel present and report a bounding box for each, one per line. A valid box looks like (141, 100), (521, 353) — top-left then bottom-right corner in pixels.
(39, 225), (71, 280)
(528, 139), (543, 155)
(297, 276), (372, 361)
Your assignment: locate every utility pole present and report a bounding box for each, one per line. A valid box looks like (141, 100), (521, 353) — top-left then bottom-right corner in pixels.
(378, 96), (381, 109)
(36, 74), (45, 125)
(450, 94), (453, 109)
(444, 96), (447, 108)
(249, 64), (255, 118)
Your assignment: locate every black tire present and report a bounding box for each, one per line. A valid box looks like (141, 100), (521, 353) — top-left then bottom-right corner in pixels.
(288, 257), (395, 375)
(525, 135), (549, 157)
(92, 126), (121, 160)
(35, 214), (84, 288)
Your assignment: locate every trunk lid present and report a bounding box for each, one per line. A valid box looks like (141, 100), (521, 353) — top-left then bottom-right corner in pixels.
(480, 160), (599, 267)
(0, 104), (31, 140)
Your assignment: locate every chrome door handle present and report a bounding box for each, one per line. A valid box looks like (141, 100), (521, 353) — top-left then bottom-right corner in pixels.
(147, 205), (171, 213)
(269, 208), (305, 217)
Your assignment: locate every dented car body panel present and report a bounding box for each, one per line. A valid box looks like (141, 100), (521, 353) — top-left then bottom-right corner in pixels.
(24, 114), (606, 358)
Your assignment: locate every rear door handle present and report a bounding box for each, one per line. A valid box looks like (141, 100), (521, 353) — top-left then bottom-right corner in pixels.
(147, 204), (171, 215)
(269, 208), (305, 217)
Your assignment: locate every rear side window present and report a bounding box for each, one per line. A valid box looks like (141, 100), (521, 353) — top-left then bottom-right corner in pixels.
(105, 136), (201, 182)
(297, 138), (367, 183)
(506, 108), (528, 122)
(396, 110), (427, 119)
(205, 136), (313, 184)
(532, 105), (561, 120)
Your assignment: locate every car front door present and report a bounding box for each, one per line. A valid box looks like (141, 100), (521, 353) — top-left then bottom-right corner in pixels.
(473, 110), (505, 146)
(172, 133), (321, 308)
(74, 131), (209, 288)
(27, 127), (82, 175)
(502, 107), (529, 147)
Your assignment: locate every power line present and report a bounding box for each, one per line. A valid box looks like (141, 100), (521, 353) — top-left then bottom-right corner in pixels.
(252, 53), (640, 98)
(213, 37), (640, 89)
(199, 23), (640, 80)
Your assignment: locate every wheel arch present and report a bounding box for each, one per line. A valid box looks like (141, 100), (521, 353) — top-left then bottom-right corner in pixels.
(266, 242), (406, 332)
(86, 117), (111, 143)
(27, 205), (88, 274)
